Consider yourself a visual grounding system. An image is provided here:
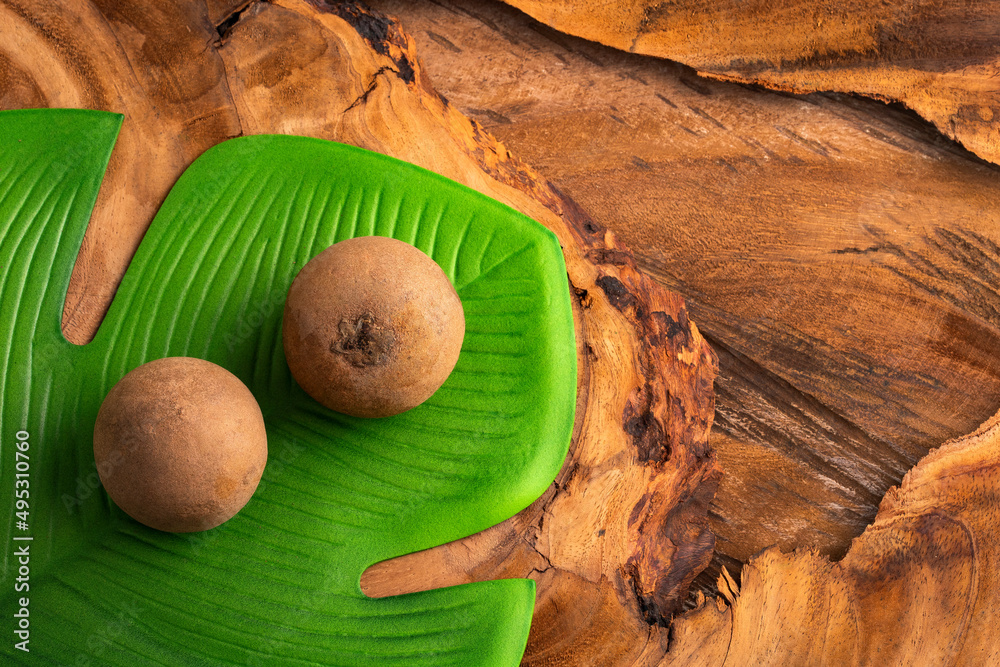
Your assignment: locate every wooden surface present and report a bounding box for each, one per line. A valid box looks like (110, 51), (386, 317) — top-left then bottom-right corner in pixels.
(666, 408), (1000, 665)
(0, 0), (719, 663)
(500, 0), (1000, 166)
(370, 0), (1000, 602)
(7, 0), (1000, 662)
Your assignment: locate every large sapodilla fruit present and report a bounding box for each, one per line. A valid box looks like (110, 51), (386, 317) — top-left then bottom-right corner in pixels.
(93, 357), (268, 533)
(282, 236), (465, 418)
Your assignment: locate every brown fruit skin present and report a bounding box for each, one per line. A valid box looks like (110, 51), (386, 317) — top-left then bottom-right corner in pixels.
(283, 236), (465, 418)
(93, 357), (268, 533)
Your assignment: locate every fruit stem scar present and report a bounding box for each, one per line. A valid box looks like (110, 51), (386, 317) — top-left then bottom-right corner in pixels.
(331, 313), (395, 367)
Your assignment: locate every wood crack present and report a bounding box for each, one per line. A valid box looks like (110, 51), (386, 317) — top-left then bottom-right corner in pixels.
(344, 65), (398, 112)
(214, 0), (260, 45)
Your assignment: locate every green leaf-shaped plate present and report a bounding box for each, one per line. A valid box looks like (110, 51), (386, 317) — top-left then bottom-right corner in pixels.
(0, 109), (575, 665)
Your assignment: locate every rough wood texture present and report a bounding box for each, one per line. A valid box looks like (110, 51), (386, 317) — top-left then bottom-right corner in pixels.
(0, 0), (242, 341)
(666, 409), (1000, 665)
(500, 0), (1000, 166)
(368, 0), (1000, 600)
(0, 0), (719, 663)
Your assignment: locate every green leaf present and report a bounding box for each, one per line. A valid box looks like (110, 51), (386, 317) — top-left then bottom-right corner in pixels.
(0, 109), (576, 665)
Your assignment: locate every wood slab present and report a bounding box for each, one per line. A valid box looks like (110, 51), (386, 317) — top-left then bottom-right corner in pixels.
(367, 0), (1000, 601)
(0, 0), (718, 663)
(666, 407), (1000, 665)
(500, 0), (1000, 166)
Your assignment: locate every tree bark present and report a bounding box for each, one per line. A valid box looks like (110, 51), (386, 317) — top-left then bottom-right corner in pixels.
(0, 0), (718, 664)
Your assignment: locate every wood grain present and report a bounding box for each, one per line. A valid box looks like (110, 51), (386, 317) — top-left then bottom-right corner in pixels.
(368, 0), (1000, 600)
(500, 0), (1000, 166)
(0, 0), (719, 663)
(667, 407), (1000, 665)
(0, 0), (242, 343)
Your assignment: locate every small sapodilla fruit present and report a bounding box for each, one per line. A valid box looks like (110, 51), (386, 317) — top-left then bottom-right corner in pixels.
(282, 236), (465, 418)
(93, 357), (268, 533)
